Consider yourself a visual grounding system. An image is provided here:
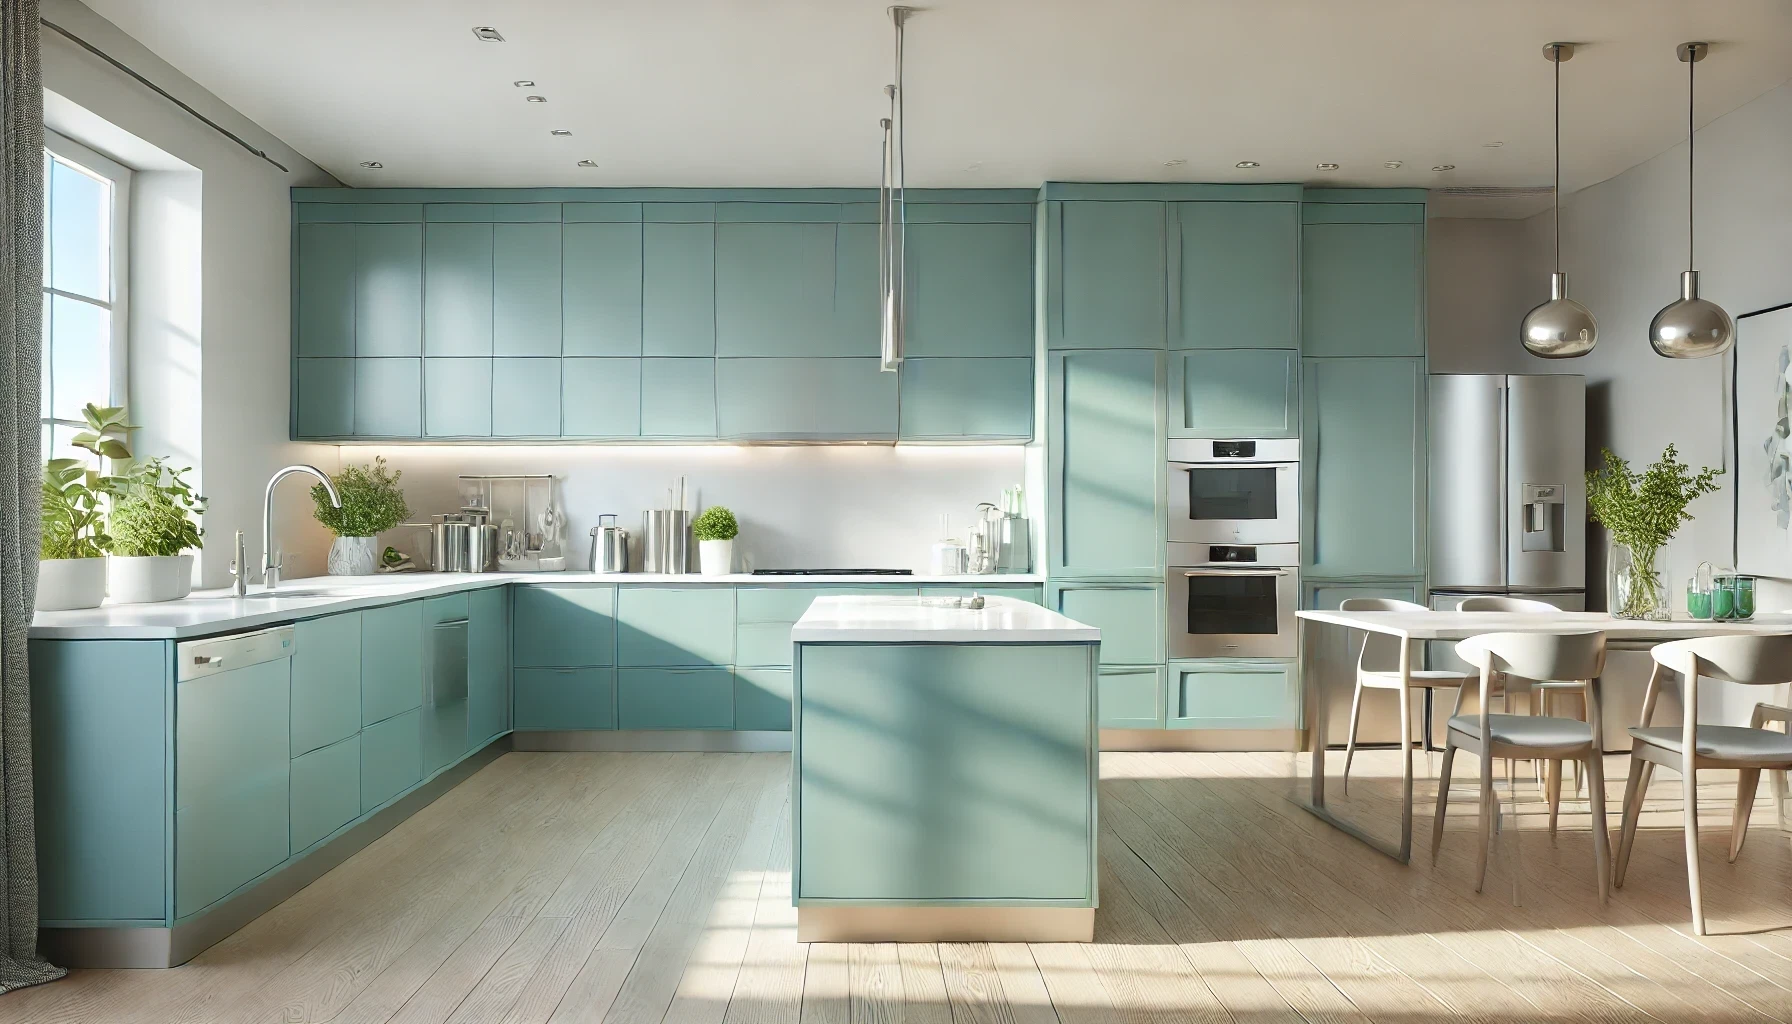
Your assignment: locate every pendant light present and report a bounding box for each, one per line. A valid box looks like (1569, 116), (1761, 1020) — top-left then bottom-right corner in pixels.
(1649, 42), (1734, 359)
(878, 6), (914, 373)
(1520, 43), (1598, 358)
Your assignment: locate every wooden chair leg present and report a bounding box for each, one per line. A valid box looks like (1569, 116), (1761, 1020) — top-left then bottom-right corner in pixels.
(1731, 767), (1761, 863)
(1684, 764), (1706, 935)
(1343, 677), (1366, 793)
(1585, 750), (1612, 904)
(1614, 755), (1653, 888)
(1774, 768), (1789, 833)
(1547, 759), (1564, 838)
(1432, 742), (1457, 866)
(1476, 748), (1495, 894)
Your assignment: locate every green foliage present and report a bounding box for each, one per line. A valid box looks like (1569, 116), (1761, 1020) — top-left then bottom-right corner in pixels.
(71, 403), (135, 461)
(692, 505), (739, 542)
(40, 404), (137, 560)
(1585, 444), (1722, 554)
(108, 459), (207, 557)
(312, 457), (411, 537)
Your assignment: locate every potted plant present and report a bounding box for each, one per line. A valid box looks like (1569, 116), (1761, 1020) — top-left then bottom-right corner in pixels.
(692, 505), (738, 576)
(36, 404), (133, 611)
(106, 457), (206, 604)
(312, 457), (411, 575)
(1586, 444), (1721, 620)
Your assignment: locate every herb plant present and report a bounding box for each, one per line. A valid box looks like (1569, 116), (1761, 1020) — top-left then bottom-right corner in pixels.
(1586, 445), (1722, 616)
(39, 404), (136, 560)
(312, 457), (411, 537)
(108, 459), (206, 557)
(692, 505), (739, 542)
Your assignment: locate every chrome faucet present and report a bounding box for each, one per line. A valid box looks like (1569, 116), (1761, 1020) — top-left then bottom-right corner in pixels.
(263, 465), (340, 592)
(230, 530), (248, 597)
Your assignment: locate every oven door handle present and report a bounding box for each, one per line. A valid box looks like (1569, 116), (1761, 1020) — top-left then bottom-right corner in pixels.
(1182, 568), (1291, 577)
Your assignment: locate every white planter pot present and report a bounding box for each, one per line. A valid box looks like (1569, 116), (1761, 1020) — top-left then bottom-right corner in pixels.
(35, 557), (109, 611)
(328, 535), (380, 576)
(106, 554), (194, 605)
(698, 538), (733, 576)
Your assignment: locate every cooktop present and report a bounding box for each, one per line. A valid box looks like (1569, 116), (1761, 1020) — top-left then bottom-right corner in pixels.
(749, 569), (915, 576)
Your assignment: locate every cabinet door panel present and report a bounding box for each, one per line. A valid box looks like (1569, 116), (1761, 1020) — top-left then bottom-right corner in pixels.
(354, 358), (421, 438)
(424, 222), (494, 356)
(735, 586), (914, 667)
(1304, 358), (1426, 578)
(297, 223), (356, 357)
(1047, 583), (1164, 665)
(176, 659), (290, 809)
(563, 357), (642, 437)
(563, 221), (643, 356)
(1170, 349), (1297, 438)
(512, 585), (615, 668)
(643, 222), (715, 356)
(290, 735), (360, 853)
(1099, 666), (1167, 729)
(468, 586), (510, 745)
(355, 224), (423, 357)
(514, 668), (615, 730)
(1050, 201), (1166, 350)
(833, 221), (879, 355)
(296, 358), (354, 438)
(361, 600), (425, 725)
(1302, 580), (1422, 611)
(174, 770), (288, 919)
(1302, 220), (1424, 357)
(1174, 202), (1298, 349)
(617, 667), (733, 730)
(292, 612), (362, 756)
(733, 668), (792, 731)
(493, 357), (562, 437)
(898, 357), (1031, 441)
(907, 221), (1034, 357)
(494, 223), (562, 356)
(360, 708), (421, 812)
(917, 585), (1042, 604)
(715, 222), (838, 357)
(616, 587), (734, 667)
(1168, 660), (1298, 730)
(715, 358), (896, 440)
(423, 358), (493, 437)
(1048, 350), (1165, 578)
(640, 358), (716, 438)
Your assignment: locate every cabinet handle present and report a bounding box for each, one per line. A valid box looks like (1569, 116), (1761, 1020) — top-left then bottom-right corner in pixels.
(192, 654), (224, 667)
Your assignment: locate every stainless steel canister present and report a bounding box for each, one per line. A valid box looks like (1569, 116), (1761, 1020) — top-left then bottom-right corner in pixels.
(590, 514), (630, 573)
(432, 508), (499, 572)
(641, 509), (690, 574)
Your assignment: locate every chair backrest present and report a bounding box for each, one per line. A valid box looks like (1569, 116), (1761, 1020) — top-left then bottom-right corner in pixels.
(1454, 630), (1606, 683)
(1650, 634), (1792, 685)
(1339, 598), (1427, 673)
(1456, 596), (1559, 613)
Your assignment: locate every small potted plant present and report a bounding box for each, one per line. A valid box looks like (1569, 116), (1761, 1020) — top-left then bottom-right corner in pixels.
(36, 404), (134, 611)
(1587, 444), (1721, 620)
(313, 457), (411, 575)
(692, 505), (738, 576)
(106, 457), (206, 604)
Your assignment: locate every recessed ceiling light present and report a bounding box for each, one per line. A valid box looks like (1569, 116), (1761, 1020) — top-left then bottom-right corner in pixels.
(359, 161), (383, 169)
(1234, 160), (1260, 169)
(471, 26), (505, 42)
(1164, 158), (1187, 168)
(1482, 141), (1505, 148)
(1384, 160), (1404, 169)
(1315, 162), (1340, 171)
(513, 80), (535, 88)
(525, 95), (547, 103)
(1432, 164), (1456, 172)
(576, 159), (599, 168)
(550, 129), (572, 137)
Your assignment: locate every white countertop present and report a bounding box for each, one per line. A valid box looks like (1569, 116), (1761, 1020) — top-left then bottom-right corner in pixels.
(1299, 608), (1792, 641)
(791, 595), (1099, 644)
(31, 571), (1045, 641)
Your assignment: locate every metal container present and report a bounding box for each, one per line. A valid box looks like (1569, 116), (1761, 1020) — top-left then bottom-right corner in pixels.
(590, 514), (631, 573)
(642, 509), (690, 574)
(431, 508), (498, 573)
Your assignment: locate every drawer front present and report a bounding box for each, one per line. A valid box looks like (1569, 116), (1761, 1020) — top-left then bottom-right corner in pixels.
(360, 708), (422, 812)
(174, 769), (288, 919)
(1168, 660), (1298, 730)
(617, 668), (734, 730)
(290, 735), (361, 853)
(1048, 583), (1165, 666)
(733, 668), (792, 731)
(362, 601), (425, 725)
(917, 585), (1042, 605)
(292, 612), (362, 756)
(177, 658), (291, 810)
(735, 586), (912, 667)
(514, 668), (616, 731)
(1099, 666), (1167, 729)
(512, 585), (615, 667)
(617, 587), (735, 667)
(422, 592), (469, 625)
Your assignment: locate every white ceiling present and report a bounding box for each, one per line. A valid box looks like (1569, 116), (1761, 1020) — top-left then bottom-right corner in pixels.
(80, 0), (1792, 200)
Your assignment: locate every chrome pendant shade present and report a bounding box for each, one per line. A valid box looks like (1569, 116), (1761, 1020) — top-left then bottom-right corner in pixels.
(1520, 43), (1598, 358)
(1650, 42), (1734, 359)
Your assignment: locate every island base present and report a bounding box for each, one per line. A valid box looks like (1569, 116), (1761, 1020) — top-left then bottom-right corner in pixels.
(797, 906), (1095, 943)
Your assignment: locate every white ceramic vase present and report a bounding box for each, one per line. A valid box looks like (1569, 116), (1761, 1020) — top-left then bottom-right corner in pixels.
(107, 554), (195, 605)
(328, 535), (380, 576)
(35, 557), (108, 611)
(698, 538), (733, 577)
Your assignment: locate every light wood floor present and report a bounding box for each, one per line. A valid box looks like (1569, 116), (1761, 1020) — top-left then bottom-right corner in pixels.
(10, 748), (1792, 1023)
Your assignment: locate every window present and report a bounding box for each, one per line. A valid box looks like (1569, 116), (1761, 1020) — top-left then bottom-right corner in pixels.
(41, 131), (129, 464)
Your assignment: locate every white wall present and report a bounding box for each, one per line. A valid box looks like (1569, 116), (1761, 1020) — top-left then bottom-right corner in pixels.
(1426, 215), (1555, 375)
(40, 0), (340, 587)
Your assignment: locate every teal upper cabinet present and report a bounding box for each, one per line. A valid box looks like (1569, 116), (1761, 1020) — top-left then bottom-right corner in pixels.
(423, 358), (492, 438)
(562, 357), (642, 438)
(1301, 197), (1425, 357)
(563, 219), (643, 356)
(905, 211), (1034, 357)
(1303, 357), (1426, 578)
(641, 357), (717, 438)
(1047, 349), (1166, 578)
(354, 358), (421, 438)
(715, 211), (845, 357)
(1047, 200), (1167, 349)
(642, 216), (716, 357)
(716, 358), (896, 441)
(493, 357), (562, 437)
(493, 223), (562, 356)
(898, 357), (1031, 442)
(296, 224), (356, 357)
(355, 224), (423, 357)
(1169, 348), (1298, 438)
(423, 221), (493, 356)
(1173, 201), (1298, 349)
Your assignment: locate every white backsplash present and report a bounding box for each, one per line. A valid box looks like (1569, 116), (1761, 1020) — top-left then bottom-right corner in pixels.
(349, 445), (1026, 573)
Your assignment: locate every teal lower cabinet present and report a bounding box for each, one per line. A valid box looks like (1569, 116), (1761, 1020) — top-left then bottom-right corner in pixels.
(360, 708), (422, 812)
(616, 586), (734, 667)
(174, 771), (290, 920)
(1303, 579), (1424, 610)
(735, 586), (910, 668)
(918, 584), (1042, 604)
(514, 668), (616, 730)
(290, 734), (361, 854)
(468, 586), (510, 746)
(733, 667), (793, 731)
(512, 585), (615, 668)
(1303, 356), (1426, 579)
(617, 667), (734, 730)
(1098, 666), (1168, 729)
(361, 601), (425, 725)
(1046, 582), (1164, 666)
(291, 611), (362, 756)
(1167, 660), (1299, 730)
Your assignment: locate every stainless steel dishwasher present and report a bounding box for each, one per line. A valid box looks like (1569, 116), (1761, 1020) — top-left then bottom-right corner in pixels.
(424, 617), (470, 776)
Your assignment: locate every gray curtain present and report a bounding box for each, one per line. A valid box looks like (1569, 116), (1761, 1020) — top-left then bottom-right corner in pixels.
(0, 0), (63, 993)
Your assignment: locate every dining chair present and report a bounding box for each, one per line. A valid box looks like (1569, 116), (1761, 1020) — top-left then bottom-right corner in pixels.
(1433, 630), (1610, 904)
(1613, 634), (1792, 935)
(1338, 598), (1478, 791)
(1458, 595), (1587, 795)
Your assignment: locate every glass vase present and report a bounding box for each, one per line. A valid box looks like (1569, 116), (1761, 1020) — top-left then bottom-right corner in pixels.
(1609, 540), (1669, 621)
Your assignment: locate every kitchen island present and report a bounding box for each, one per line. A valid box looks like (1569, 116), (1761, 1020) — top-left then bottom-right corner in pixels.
(790, 594), (1100, 941)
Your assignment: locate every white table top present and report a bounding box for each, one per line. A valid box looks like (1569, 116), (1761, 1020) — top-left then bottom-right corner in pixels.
(31, 571), (1044, 640)
(1298, 608), (1792, 641)
(792, 595), (1100, 644)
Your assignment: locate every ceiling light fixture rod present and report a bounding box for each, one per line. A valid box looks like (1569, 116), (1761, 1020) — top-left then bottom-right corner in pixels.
(879, 6), (914, 373)
(1552, 42), (1562, 272)
(1648, 41), (1731, 358)
(1519, 42), (1596, 358)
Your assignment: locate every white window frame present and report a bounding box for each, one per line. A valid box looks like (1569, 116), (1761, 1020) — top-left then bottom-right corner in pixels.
(41, 129), (131, 445)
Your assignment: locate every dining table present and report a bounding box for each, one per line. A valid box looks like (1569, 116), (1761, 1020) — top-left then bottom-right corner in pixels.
(1293, 607), (1792, 862)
